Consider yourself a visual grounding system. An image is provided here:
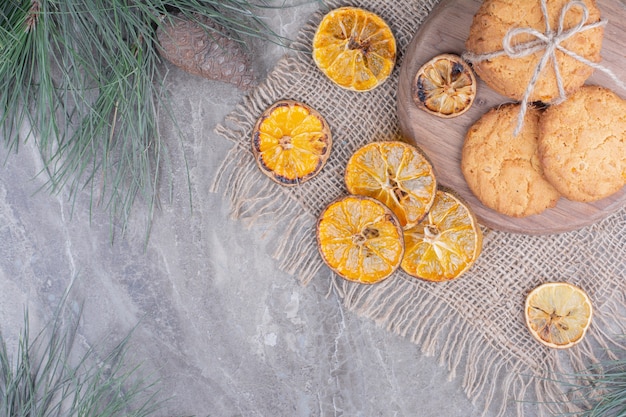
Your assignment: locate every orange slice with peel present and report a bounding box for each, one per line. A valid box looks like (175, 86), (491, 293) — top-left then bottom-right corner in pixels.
(525, 282), (593, 349)
(413, 53), (476, 118)
(316, 195), (404, 284)
(252, 100), (332, 186)
(345, 141), (437, 229)
(312, 7), (396, 91)
(401, 188), (482, 282)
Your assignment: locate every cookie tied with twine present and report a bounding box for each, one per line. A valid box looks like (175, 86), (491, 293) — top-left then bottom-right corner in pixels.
(464, 0), (626, 135)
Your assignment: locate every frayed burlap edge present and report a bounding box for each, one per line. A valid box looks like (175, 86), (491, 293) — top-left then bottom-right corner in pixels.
(211, 71), (324, 284)
(330, 266), (626, 416)
(212, 1), (626, 416)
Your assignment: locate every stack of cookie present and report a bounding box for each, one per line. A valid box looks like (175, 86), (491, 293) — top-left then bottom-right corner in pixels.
(460, 0), (626, 218)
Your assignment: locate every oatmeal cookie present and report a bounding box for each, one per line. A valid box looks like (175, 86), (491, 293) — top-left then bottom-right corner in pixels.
(462, 104), (561, 217)
(465, 0), (604, 102)
(539, 85), (626, 202)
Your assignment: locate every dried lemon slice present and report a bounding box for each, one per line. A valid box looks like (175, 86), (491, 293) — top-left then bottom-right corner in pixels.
(413, 53), (476, 118)
(252, 100), (332, 186)
(401, 188), (482, 282)
(312, 7), (396, 91)
(316, 195), (404, 284)
(345, 141), (437, 229)
(525, 282), (593, 349)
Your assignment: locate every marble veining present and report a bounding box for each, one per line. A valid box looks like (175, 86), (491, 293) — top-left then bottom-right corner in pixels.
(0, 3), (512, 416)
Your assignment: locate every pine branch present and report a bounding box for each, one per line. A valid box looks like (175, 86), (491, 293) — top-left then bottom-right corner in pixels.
(0, 0), (292, 239)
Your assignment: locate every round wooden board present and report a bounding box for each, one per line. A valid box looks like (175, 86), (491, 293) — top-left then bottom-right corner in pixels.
(397, 0), (626, 234)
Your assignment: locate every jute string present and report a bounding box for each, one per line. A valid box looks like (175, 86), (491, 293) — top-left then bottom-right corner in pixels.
(213, 0), (626, 415)
(463, 0), (626, 136)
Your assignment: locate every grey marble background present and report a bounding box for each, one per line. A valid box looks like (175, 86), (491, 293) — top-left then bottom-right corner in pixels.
(0, 3), (516, 416)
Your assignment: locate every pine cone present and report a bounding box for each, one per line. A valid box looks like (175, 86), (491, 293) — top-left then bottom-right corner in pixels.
(156, 15), (257, 90)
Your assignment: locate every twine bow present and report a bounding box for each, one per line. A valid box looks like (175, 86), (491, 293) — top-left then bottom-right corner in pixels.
(463, 0), (626, 136)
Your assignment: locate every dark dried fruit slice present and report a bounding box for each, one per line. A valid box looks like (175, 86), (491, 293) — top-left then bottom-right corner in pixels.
(413, 54), (476, 118)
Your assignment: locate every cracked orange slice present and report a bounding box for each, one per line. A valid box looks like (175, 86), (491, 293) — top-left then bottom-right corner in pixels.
(413, 54), (476, 118)
(316, 195), (404, 284)
(312, 7), (396, 91)
(525, 282), (593, 349)
(252, 100), (332, 186)
(401, 189), (482, 282)
(345, 141), (437, 229)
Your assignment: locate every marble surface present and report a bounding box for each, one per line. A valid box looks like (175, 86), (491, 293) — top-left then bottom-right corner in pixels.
(0, 3), (514, 416)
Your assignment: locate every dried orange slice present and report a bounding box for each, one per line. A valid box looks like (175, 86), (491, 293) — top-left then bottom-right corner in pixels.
(312, 7), (396, 91)
(525, 282), (593, 349)
(401, 189), (482, 282)
(345, 141), (437, 229)
(252, 100), (332, 186)
(316, 195), (404, 284)
(413, 53), (476, 118)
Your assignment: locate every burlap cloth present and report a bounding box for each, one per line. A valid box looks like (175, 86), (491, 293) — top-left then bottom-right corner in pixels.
(213, 1), (626, 415)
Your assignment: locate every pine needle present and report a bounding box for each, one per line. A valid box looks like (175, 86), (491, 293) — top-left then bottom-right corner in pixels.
(571, 358), (626, 417)
(547, 348), (626, 417)
(0, 295), (164, 416)
(0, 0), (294, 239)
